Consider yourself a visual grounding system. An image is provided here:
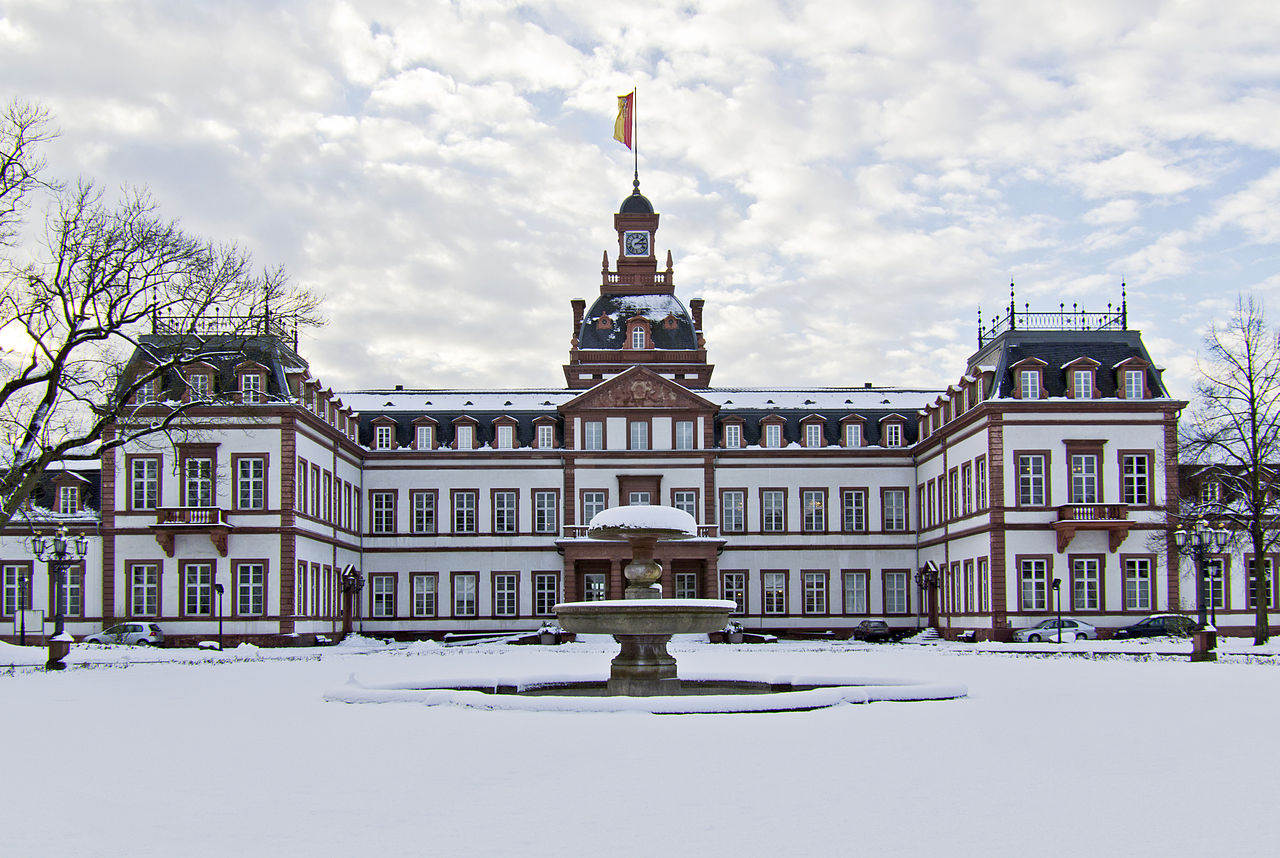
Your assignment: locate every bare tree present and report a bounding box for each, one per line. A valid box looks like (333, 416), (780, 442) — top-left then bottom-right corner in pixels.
(1182, 295), (1280, 645)
(0, 106), (322, 530)
(0, 98), (57, 246)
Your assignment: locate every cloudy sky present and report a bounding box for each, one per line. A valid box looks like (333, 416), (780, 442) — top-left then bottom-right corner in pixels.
(3, 0), (1278, 398)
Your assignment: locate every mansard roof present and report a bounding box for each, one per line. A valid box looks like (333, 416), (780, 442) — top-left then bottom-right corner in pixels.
(577, 294), (698, 350)
(972, 330), (1169, 399)
(118, 333), (309, 402)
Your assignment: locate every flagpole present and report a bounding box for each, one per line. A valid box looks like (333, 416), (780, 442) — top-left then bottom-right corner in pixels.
(633, 86), (639, 191)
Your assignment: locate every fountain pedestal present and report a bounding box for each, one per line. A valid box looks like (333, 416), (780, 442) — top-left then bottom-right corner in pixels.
(556, 507), (732, 696)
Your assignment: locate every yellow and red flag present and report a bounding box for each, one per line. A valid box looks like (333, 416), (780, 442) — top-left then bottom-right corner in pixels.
(613, 90), (635, 149)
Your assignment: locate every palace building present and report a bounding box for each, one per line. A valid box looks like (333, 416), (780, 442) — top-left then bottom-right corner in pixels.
(10, 183), (1261, 647)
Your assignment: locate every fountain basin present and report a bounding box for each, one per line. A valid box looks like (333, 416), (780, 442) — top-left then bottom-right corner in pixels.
(556, 598), (734, 695)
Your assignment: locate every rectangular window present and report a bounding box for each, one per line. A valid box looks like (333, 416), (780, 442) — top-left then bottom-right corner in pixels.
(629, 421), (649, 450)
(582, 491), (607, 524)
(802, 489), (826, 532)
(375, 424), (393, 450)
(805, 423), (822, 448)
(310, 464), (320, 515)
(371, 490), (396, 534)
(533, 490), (558, 534)
(883, 489), (907, 531)
(962, 463), (973, 516)
(411, 491), (436, 534)
(628, 491), (651, 505)
(236, 562), (265, 615)
(978, 558), (990, 612)
(926, 482), (936, 528)
(136, 376), (160, 404)
(723, 423), (741, 448)
(188, 373), (210, 399)
(976, 457), (988, 509)
(1073, 369), (1093, 399)
(884, 571), (909, 614)
(371, 574), (395, 618)
(236, 457), (266, 510)
(416, 424), (434, 449)
(183, 562), (213, 616)
(844, 423), (863, 447)
(842, 489), (867, 533)
(1123, 454), (1150, 505)
(883, 423), (902, 447)
(496, 425), (515, 450)
(296, 458), (307, 514)
(1020, 370), (1040, 399)
(1020, 559), (1048, 611)
(1125, 369), (1145, 399)
(721, 571), (747, 614)
(240, 373), (263, 404)
(1070, 454), (1098, 504)
(295, 560), (307, 617)
(721, 490), (745, 533)
(53, 563), (83, 618)
(453, 573), (477, 617)
(672, 490), (698, 520)
(948, 470), (958, 520)
(675, 420), (694, 450)
(803, 571), (827, 614)
(324, 472), (333, 522)
(1018, 454), (1046, 506)
(184, 457), (213, 507)
(842, 571), (868, 614)
(584, 421), (603, 450)
(131, 562), (159, 616)
(583, 572), (607, 602)
(1204, 558), (1226, 610)
(455, 424), (473, 450)
(2, 563), (31, 615)
(453, 491), (477, 534)
(494, 573), (518, 617)
(412, 575), (437, 617)
(763, 423), (782, 448)
(1124, 558), (1152, 611)
(130, 457), (159, 510)
(533, 573), (558, 616)
(57, 485), (78, 515)
(1072, 557), (1101, 611)
(537, 424), (554, 449)
(762, 490), (786, 532)
(1246, 557), (1275, 610)
(762, 571), (787, 614)
(493, 490), (517, 534)
(675, 572), (698, 599)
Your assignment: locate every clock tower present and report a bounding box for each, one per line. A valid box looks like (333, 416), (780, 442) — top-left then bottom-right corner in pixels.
(563, 187), (713, 388)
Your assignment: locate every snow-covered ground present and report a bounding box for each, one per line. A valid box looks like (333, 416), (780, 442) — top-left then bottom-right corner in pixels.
(2, 636), (1276, 857)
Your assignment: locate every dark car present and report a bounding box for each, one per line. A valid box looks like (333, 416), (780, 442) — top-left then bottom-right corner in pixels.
(1113, 614), (1198, 639)
(851, 620), (892, 642)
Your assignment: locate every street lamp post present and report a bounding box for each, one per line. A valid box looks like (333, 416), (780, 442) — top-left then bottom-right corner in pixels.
(18, 568), (31, 646)
(31, 526), (90, 670)
(1052, 578), (1062, 643)
(214, 582), (225, 650)
(1173, 519), (1231, 628)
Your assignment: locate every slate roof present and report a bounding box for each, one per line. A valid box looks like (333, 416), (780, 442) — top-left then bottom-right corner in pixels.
(971, 330), (1170, 398)
(118, 334), (309, 402)
(578, 294), (698, 350)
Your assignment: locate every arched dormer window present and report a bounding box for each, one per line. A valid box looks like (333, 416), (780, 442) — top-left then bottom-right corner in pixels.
(626, 320), (650, 349)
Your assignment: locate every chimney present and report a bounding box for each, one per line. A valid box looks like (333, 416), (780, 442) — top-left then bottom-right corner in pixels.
(571, 299), (586, 333)
(690, 298), (704, 332)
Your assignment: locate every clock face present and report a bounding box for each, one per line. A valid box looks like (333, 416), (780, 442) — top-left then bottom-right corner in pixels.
(623, 230), (650, 257)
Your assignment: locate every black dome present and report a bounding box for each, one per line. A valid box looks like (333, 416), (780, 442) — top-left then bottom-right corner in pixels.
(619, 190), (654, 214)
(579, 294), (697, 350)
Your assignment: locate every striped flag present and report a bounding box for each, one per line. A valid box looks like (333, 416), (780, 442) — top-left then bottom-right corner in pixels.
(613, 91), (634, 149)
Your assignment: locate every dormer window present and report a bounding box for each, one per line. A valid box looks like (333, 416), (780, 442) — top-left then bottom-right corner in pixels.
(1020, 370), (1040, 400)
(1124, 368), (1146, 399)
(763, 423), (783, 449)
(536, 423), (555, 449)
(844, 422), (863, 447)
(58, 485), (79, 515)
(374, 424), (394, 450)
(136, 377), (160, 404)
(496, 424), (515, 450)
(1072, 369), (1093, 399)
(187, 372), (211, 400)
(804, 422), (823, 448)
(240, 372), (264, 404)
(626, 320), (650, 349)
(723, 423), (742, 449)
(883, 422), (903, 447)
(1200, 480), (1220, 505)
(454, 424), (474, 450)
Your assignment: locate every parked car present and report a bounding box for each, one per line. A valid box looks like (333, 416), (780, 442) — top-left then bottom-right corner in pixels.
(1012, 618), (1098, 642)
(851, 620), (893, 642)
(83, 622), (166, 646)
(1112, 614), (1197, 639)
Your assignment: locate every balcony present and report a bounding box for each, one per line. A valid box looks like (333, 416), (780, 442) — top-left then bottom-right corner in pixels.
(562, 524), (720, 539)
(150, 507), (233, 557)
(1053, 504), (1130, 552)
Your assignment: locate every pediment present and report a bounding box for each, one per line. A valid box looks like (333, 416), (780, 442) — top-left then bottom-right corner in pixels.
(560, 366), (718, 413)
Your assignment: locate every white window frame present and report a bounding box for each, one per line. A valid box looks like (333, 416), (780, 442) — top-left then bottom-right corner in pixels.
(672, 490), (697, 520)
(58, 485), (78, 515)
(1124, 558), (1152, 611)
(721, 571), (746, 614)
(844, 423), (862, 447)
(416, 425), (434, 450)
(236, 562), (265, 616)
(1072, 557), (1100, 611)
(762, 571), (786, 615)
(582, 491), (606, 524)
(721, 491), (745, 533)
(496, 424), (515, 450)
(1020, 370), (1041, 400)
(494, 573), (518, 617)
(1070, 454), (1098, 504)
(762, 490), (785, 533)
(802, 489), (825, 532)
(675, 420), (694, 450)
(674, 572), (698, 599)
(763, 423), (782, 448)
(184, 457), (213, 508)
(1072, 369), (1093, 399)
(1018, 455), (1046, 506)
(454, 424), (473, 450)
(371, 491), (396, 534)
(537, 424), (554, 449)
(533, 490), (557, 534)
(412, 492), (436, 534)
(1123, 454), (1149, 506)
(413, 575), (437, 617)
(805, 423), (823, 448)
(629, 421), (649, 450)
(584, 421), (603, 451)
(375, 425), (394, 450)
(883, 489), (907, 531)
(493, 490), (517, 534)
(453, 573), (477, 617)
(131, 458), (159, 510)
(236, 457), (265, 510)
(884, 571), (909, 614)
(371, 574), (395, 618)
(843, 571), (867, 614)
(240, 372), (264, 404)
(723, 423), (741, 449)
(533, 573), (558, 616)
(453, 491), (477, 534)
(803, 572), (827, 614)
(1021, 559), (1048, 611)
(1124, 369), (1145, 399)
(842, 489), (867, 533)
(883, 423), (902, 447)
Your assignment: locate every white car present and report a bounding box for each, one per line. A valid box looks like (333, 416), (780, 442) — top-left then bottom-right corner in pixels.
(83, 622), (166, 646)
(1012, 618), (1097, 643)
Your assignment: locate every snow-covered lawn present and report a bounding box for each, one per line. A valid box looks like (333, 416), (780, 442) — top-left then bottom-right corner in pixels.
(2, 636), (1276, 857)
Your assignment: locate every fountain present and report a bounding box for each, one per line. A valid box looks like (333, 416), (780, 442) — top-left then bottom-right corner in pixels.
(553, 505), (732, 696)
(325, 505), (968, 713)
